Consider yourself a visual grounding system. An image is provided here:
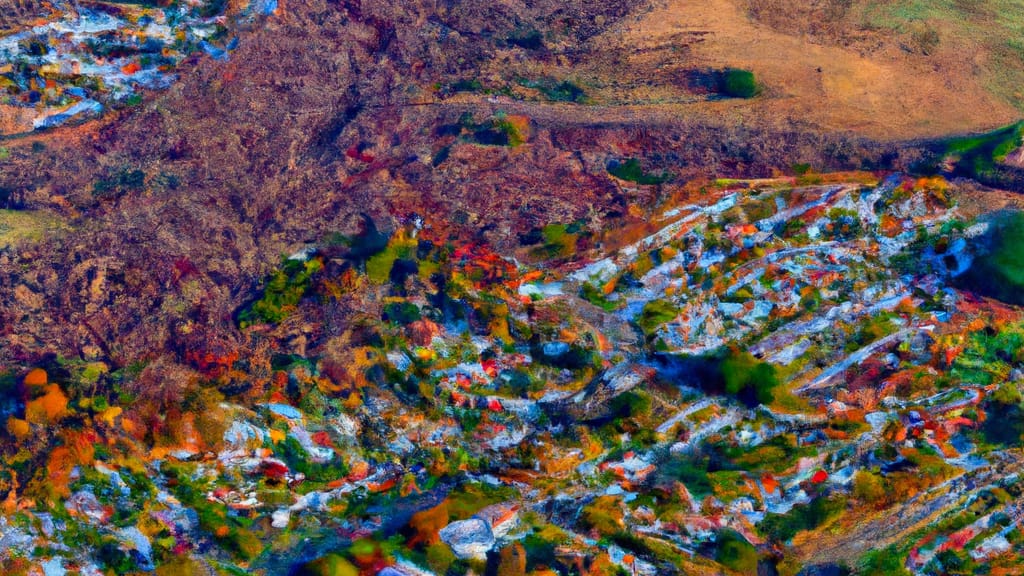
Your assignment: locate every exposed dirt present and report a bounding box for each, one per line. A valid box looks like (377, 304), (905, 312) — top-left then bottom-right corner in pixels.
(596, 0), (1018, 140)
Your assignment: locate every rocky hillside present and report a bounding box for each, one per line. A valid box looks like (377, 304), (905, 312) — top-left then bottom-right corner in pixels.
(1, 0), (946, 369)
(1, 0), (1024, 574)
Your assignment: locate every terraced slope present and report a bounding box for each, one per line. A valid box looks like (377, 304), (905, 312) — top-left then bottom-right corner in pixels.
(2, 173), (1023, 574)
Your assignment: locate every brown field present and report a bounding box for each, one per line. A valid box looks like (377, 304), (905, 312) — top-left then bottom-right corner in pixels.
(560, 0), (1020, 140)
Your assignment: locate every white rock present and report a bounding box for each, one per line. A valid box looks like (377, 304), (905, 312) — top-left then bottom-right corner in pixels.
(271, 509), (291, 529)
(117, 526), (153, 566)
(41, 558), (66, 576)
(223, 421), (268, 451)
(439, 518), (494, 560)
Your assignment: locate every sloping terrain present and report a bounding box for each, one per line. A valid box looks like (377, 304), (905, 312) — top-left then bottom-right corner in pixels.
(745, 0), (1024, 113)
(1, 173), (1023, 575)
(0, 0), (936, 368)
(599, 0), (1018, 138)
(0, 0), (1023, 575)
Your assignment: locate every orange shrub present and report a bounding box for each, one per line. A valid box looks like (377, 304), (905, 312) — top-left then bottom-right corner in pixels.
(25, 384), (68, 424)
(407, 501), (449, 547)
(45, 446), (75, 499)
(22, 368), (47, 387)
(5, 417), (29, 440)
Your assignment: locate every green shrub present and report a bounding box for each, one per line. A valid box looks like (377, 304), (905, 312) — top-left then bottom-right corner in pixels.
(296, 553), (358, 576)
(238, 257), (322, 327)
(656, 456), (713, 497)
(637, 300), (679, 334)
(956, 212), (1024, 304)
(940, 121), (1024, 184)
(580, 282), (621, 312)
(852, 470), (888, 509)
(981, 382), (1024, 447)
(580, 496), (625, 536)
(365, 236), (416, 283)
(857, 544), (910, 575)
(721, 349), (780, 406)
(608, 390), (652, 420)
(721, 69), (760, 98)
(277, 436), (349, 482)
(466, 116), (527, 147)
(542, 80), (586, 102)
(759, 496), (844, 542)
(383, 301), (422, 325)
(446, 79), (482, 93)
(522, 533), (559, 571)
(92, 168), (146, 200)
(496, 120), (526, 147)
(714, 529), (758, 573)
(533, 222), (579, 258)
(608, 158), (670, 185)
(507, 28), (543, 50)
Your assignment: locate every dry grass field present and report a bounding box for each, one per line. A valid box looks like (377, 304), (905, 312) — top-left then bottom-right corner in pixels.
(505, 0), (1023, 140)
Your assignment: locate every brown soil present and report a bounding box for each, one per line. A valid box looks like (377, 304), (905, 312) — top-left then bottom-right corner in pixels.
(594, 0), (1018, 140)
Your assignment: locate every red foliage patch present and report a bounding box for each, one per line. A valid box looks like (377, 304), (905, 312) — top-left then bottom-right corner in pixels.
(185, 349), (239, 377)
(311, 431), (334, 447)
(345, 145), (375, 163)
(260, 459), (290, 479)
